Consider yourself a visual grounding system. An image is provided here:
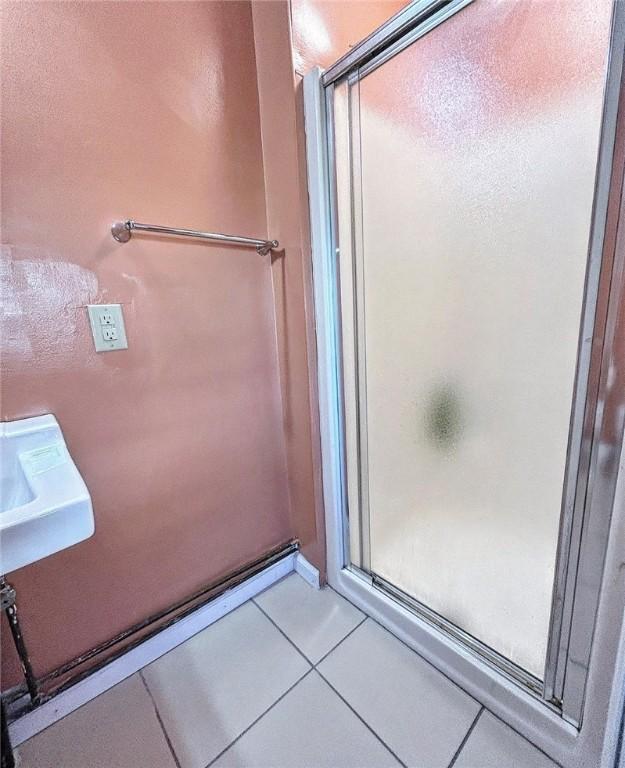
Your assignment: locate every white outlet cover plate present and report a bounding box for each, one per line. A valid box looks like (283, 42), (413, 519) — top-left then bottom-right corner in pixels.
(87, 304), (128, 352)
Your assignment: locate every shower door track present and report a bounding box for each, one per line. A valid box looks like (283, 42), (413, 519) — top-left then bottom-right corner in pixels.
(304, 0), (625, 765)
(372, 573), (545, 699)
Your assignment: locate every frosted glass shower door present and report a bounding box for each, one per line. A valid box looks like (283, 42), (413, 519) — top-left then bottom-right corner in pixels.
(338, 0), (613, 679)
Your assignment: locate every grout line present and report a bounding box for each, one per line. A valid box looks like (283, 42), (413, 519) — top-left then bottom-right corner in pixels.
(327, 584), (482, 701)
(326, 584), (562, 767)
(139, 670), (182, 768)
(251, 595), (411, 763)
(251, 600), (315, 666)
(316, 668), (408, 768)
(254, 590), (367, 669)
(204, 669), (314, 768)
(314, 615), (368, 666)
(446, 706), (483, 768)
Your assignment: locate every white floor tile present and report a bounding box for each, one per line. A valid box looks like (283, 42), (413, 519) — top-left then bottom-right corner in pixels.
(16, 674), (176, 768)
(142, 600), (310, 768)
(255, 573), (365, 663)
(318, 619), (480, 768)
(213, 670), (401, 768)
(454, 711), (557, 768)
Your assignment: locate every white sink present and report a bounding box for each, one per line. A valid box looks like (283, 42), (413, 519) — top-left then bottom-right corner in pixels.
(0, 415), (94, 575)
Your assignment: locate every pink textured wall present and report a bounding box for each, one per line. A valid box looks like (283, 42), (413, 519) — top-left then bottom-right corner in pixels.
(1, 1), (293, 687)
(253, 0), (326, 574)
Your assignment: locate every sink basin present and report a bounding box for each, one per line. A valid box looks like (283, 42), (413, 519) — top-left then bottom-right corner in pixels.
(0, 414), (94, 575)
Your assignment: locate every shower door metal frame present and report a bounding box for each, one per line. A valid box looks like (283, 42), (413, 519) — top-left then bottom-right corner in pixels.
(304, 0), (625, 765)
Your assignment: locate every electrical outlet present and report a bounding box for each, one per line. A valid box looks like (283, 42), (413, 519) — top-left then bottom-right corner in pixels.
(87, 304), (128, 352)
(99, 312), (114, 326)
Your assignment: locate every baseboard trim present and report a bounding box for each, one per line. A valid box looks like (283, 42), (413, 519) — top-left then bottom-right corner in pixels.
(9, 552), (296, 747)
(295, 553), (321, 589)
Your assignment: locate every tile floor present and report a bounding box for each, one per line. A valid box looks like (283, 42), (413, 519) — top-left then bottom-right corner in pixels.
(16, 573), (558, 768)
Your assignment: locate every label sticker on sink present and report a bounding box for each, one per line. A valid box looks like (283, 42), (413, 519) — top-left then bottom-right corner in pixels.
(20, 444), (67, 475)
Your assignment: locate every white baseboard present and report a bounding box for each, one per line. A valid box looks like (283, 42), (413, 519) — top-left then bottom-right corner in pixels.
(9, 551), (296, 747)
(295, 553), (320, 589)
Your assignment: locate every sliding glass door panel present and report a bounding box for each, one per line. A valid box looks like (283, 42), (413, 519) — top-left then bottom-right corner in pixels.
(342, 0), (613, 678)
